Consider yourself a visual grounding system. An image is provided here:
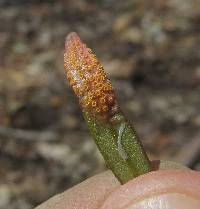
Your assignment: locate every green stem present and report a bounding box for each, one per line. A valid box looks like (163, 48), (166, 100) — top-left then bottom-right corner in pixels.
(83, 111), (151, 183)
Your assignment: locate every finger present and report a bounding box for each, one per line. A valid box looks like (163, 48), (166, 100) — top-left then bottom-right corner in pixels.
(100, 170), (200, 209)
(34, 160), (191, 209)
(35, 160), (189, 209)
(35, 170), (120, 209)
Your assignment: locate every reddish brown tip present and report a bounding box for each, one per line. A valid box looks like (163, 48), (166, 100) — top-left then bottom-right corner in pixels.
(64, 32), (119, 118)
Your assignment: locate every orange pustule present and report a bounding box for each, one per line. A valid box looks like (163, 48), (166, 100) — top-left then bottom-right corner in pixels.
(64, 32), (118, 118)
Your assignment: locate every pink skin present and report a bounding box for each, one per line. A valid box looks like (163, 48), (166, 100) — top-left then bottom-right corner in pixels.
(35, 169), (200, 209)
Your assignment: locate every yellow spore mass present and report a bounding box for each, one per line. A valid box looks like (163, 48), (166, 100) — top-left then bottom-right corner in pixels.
(64, 32), (118, 118)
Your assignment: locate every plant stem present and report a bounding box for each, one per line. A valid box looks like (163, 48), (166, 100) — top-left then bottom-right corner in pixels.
(64, 32), (152, 184)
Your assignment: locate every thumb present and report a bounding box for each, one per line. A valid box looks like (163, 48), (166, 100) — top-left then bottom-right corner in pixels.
(100, 169), (200, 209)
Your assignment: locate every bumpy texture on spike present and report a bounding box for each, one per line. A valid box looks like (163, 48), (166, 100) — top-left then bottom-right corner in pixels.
(64, 32), (119, 119)
(64, 32), (152, 184)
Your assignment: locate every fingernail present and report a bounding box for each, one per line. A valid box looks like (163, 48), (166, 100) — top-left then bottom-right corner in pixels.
(126, 193), (200, 209)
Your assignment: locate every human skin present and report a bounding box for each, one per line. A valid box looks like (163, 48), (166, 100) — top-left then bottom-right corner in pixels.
(35, 163), (200, 209)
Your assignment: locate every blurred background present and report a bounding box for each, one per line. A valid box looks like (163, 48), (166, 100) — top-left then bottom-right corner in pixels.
(0, 0), (200, 208)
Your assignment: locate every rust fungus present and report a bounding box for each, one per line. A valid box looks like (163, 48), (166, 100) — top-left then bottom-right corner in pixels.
(64, 32), (119, 119)
(64, 32), (152, 184)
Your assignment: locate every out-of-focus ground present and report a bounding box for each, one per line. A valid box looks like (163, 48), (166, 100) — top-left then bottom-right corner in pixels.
(0, 0), (200, 208)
